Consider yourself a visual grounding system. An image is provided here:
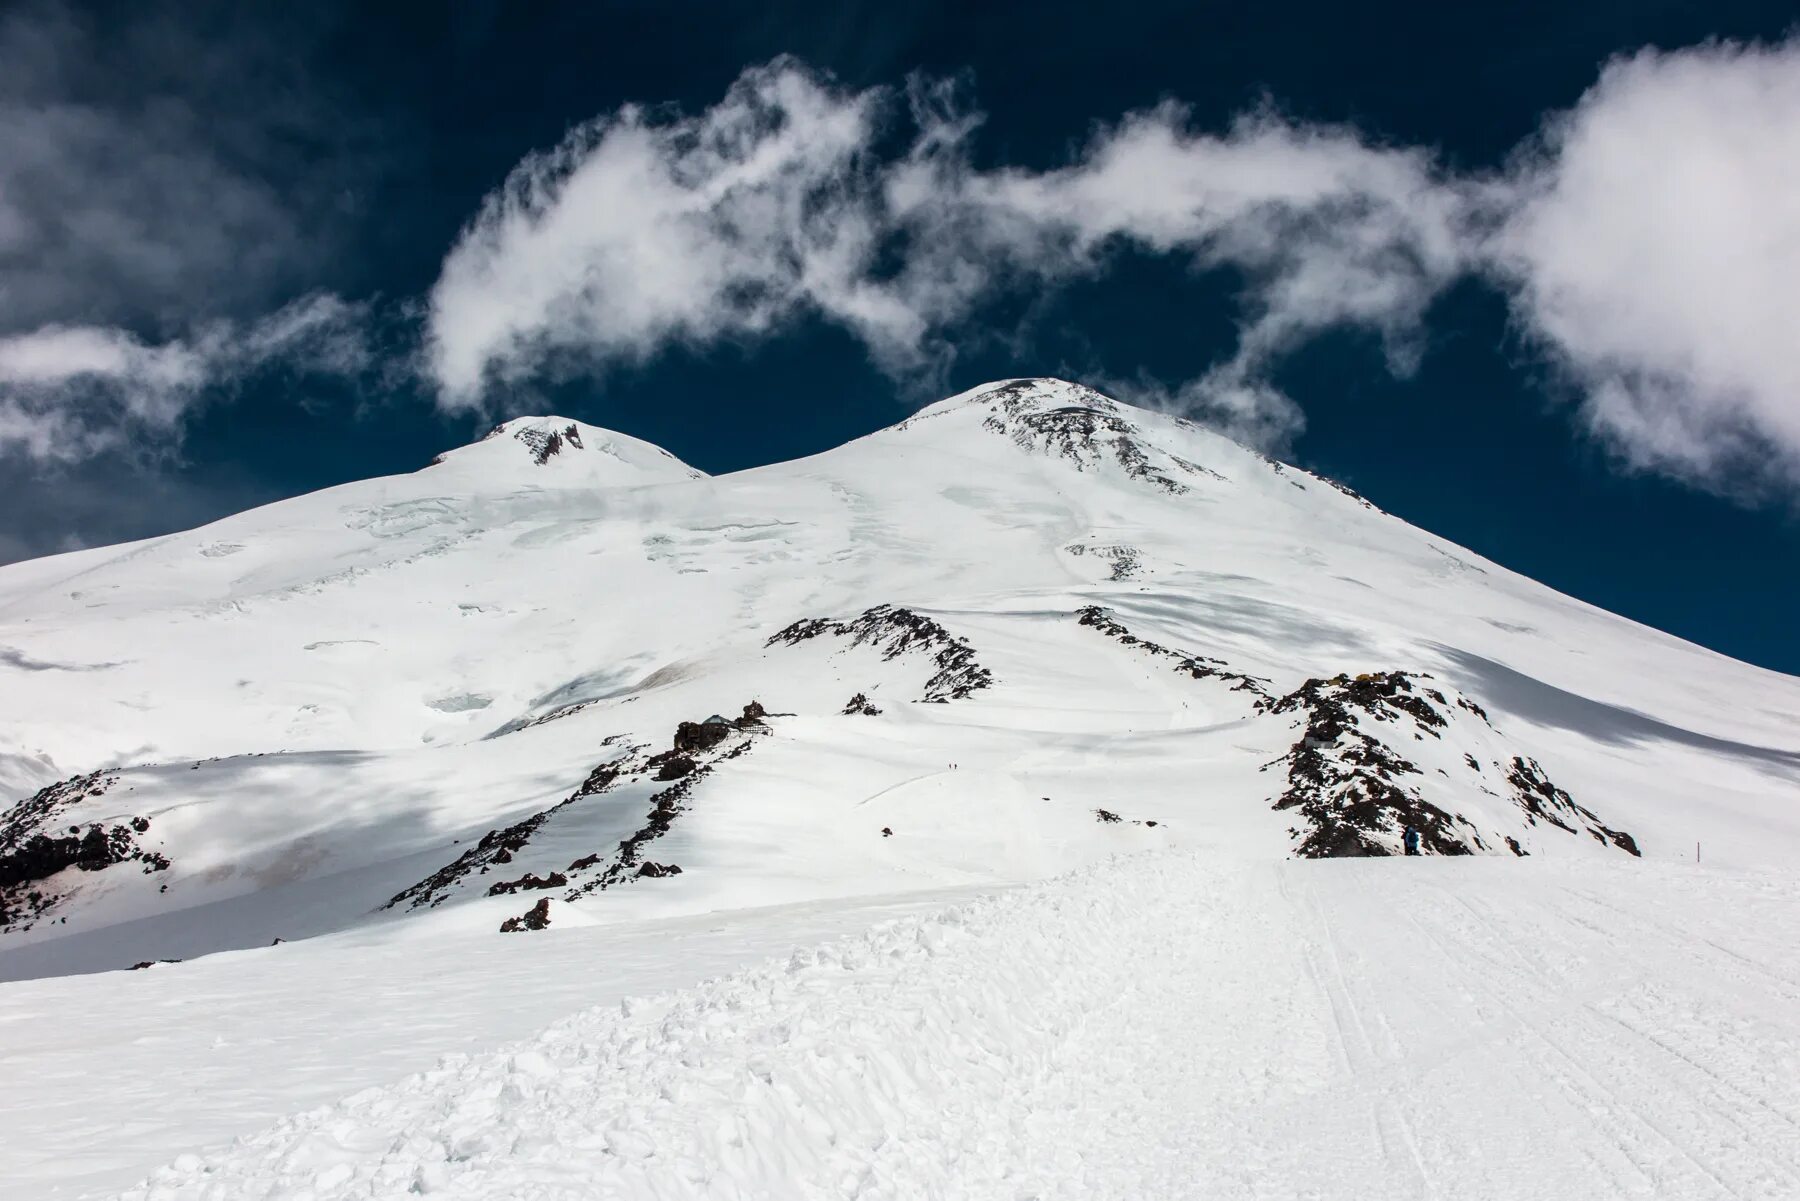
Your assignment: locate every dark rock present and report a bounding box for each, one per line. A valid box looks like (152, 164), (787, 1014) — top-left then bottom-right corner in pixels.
(769, 606), (994, 702)
(2, 770), (166, 932)
(673, 721), (732, 755)
(1066, 542), (1144, 581)
(881, 827), (893, 837)
(506, 422), (585, 466)
(564, 731), (763, 904)
(1260, 672), (1469, 858)
(654, 755), (697, 781)
(486, 871), (568, 896)
(385, 738), (636, 911)
(1095, 809), (1123, 823)
(975, 382), (1190, 494)
(1506, 757), (1639, 856)
(1076, 606), (1269, 698)
(843, 692), (883, 716)
(500, 897), (552, 933)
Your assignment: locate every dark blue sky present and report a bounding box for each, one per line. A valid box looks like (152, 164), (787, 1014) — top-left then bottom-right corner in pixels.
(6, 0), (1799, 674)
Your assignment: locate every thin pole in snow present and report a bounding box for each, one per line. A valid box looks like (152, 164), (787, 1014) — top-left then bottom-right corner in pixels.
(1696, 840), (1701, 864)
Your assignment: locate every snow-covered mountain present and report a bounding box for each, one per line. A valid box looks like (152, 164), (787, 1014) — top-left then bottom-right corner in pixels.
(4, 378), (1798, 979)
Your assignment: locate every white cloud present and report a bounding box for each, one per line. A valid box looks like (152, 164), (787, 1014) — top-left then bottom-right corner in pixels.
(6, 19), (1795, 497)
(426, 44), (1800, 494)
(426, 64), (1471, 437)
(1490, 39), (1800, 492)
(428, 61), (885, 410)
(0, 296), (373, 461)
(895, 107), (1470, 439)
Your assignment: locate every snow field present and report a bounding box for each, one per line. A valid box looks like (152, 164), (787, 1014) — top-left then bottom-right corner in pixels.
(8, 379), (1800, 973)
(120, 855), (1155, 1200)
(114, 854), (1800, 1201)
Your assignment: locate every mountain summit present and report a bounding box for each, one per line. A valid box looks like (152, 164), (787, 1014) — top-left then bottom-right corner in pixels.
(429, 415), (706, 484)
(2, 378), (1797, 977)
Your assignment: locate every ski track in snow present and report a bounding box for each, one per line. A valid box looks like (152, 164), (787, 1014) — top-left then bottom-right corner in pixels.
(108, 855), (1800, 1201)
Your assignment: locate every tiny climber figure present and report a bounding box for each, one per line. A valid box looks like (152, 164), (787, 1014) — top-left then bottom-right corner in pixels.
(1403, 825), (1422, 856)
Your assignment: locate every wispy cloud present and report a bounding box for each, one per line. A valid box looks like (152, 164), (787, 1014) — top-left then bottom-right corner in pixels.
(426, 62), (887, 410)
(428, 64), (1469, 449)
(427, 42), (1800, 496)
(0, 295), (375, 461)
(9, 13), (1799, 501)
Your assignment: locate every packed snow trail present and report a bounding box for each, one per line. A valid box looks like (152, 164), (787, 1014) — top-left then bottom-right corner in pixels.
(112, 854), (1800, 1201)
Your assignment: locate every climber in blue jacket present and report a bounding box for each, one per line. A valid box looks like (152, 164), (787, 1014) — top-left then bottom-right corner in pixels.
(1403, 825), (1422, 856)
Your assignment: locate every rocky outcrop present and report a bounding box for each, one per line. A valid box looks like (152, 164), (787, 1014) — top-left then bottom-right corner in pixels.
(2, 770), (169, 932)
(487, 871), (567, 896)
(1076, 606), (1269, 698)
(1066, 542), (1142, 581)
(672, 722), (731, 755)
(769, 605), (994, 702)
(978, 382), (1191, 494)
(1257, 672), (1639, 859)
(1507, 757), (1640, 855)
(385, 738), (637, 911)
(563, 736), (755, 903)
(499, 897), (551, 933)
(1260, 672), (1469, 858)
(392, 706), (772, 917)
(512, 422), (584, 465)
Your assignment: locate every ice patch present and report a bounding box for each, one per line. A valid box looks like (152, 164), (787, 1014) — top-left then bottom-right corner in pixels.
(427, 693), (492, 714)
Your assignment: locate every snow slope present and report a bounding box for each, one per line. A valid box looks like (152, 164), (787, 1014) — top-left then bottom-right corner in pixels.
(10, 854), (1791, 1201)
(2, 379), (1798, 978)
(3, 378), (1799, 1200)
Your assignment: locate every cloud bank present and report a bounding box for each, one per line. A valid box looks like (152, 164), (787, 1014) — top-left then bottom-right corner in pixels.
(428, 42), (1800, 492)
